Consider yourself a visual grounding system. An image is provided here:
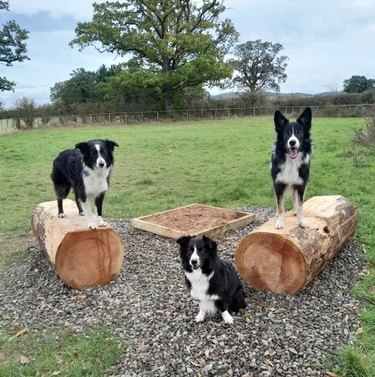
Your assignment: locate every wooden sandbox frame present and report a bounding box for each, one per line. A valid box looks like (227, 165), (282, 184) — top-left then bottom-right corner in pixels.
(131, 203), (256, 239)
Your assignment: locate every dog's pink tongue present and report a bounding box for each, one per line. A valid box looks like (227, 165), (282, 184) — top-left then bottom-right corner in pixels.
(289, 149), (298, 159)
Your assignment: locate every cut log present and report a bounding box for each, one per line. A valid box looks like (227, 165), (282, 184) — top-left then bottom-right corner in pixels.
(235, 195), (358, 295)
(32, 200), (124, 290)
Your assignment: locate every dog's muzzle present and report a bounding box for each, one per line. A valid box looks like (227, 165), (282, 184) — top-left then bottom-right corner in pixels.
(190, 258), (200, 269)
(287, 138), (300, 159)
(288, 147), (299, 159)
(97, 158), (106, 168)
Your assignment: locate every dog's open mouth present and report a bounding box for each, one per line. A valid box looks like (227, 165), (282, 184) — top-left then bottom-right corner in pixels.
(288, 147), (299, 159)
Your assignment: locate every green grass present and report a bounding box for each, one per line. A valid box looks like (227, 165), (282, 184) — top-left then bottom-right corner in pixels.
(0, 327), (121, 376)
(0, 117), (374, 375)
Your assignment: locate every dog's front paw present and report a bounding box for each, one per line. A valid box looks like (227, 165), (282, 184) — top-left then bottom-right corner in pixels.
(298, 218), (307, 228)
(195, 311), (206, 323)
(97, 217), (108, 227)
(88, 221), (97, 230)
(58, 213), (65, 218)
(221, 311), (234, 324)
(275, 216), (284, 229)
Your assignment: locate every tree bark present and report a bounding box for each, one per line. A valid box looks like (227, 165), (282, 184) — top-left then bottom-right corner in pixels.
(32, 200), (124, 290)
(163, 89), (173, 114)
(235, 196), (358, 295)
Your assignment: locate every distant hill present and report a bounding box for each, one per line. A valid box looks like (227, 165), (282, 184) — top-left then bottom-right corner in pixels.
(210, 91), (334, 100)
(210, 91), (242, 99)
(266, 92), (314, 98)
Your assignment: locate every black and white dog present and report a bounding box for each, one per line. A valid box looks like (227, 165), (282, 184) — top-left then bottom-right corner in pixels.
(177, 235), (246, 324)
(271, 107), (312, 229)
(51, 139), (119, 229)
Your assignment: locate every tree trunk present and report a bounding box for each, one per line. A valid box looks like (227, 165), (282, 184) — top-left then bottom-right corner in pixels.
(163, 90), (173, 114)
(32, 200), (124, 290)
(235, 196), (358, 295)
(161, 57), (173, 114)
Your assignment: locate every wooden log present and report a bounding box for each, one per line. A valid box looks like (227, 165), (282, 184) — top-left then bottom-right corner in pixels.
(32, 200), (124, 290)
(235, 195), (358, 295)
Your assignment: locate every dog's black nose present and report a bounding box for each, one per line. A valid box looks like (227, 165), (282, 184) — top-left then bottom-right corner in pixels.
(289, 140), (296, 147)
(99, 162), (105, 167)
(191, 259), (198, 266)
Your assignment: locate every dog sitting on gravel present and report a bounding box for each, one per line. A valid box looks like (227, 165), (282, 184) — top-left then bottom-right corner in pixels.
(177, 235), (246, 324)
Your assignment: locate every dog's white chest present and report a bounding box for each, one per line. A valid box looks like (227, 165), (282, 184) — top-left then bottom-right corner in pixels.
(83, 167), (110, 198)
(185, 270), (217, 301)
(276, 155), (306, 185)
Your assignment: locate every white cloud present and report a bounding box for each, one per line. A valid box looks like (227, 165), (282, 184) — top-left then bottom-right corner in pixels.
(8, 0), (102, 20)
(225, 0), (375, 93)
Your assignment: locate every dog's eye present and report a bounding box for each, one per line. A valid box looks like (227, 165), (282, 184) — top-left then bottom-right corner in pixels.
(189, 247), (194, 252)
(197, 247), (203, 252)
(284, 131), (292, 139)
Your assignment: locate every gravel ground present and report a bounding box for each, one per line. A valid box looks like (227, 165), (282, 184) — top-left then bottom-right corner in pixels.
(0, 207), (365, 377)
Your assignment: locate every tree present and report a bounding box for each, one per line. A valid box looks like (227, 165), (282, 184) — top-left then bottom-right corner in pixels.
(96, 65), (164, 111)
(15, 97), (35, 128)
(0, 0), (29, 91)
(228, 40), (288, 92)
(50, 66), (116, 106)
(51, 68), (99, 105)
(70, 0), (238, 112)
(343, 75), (375, 93)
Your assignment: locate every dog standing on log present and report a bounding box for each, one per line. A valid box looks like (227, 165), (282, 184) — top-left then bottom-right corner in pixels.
(177, 235), (246, 324)
(51, 139), (118, 229)
(271, 107), (312, 229)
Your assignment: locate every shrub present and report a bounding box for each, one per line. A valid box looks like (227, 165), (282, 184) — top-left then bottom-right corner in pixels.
(14, 97), (36, 128)
(354, 115), (375, 146)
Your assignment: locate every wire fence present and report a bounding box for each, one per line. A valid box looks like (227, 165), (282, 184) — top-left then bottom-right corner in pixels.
(1, 103), (375, 133)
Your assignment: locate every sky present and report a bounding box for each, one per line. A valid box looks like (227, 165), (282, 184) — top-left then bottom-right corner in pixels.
(0, 0), (374, 108)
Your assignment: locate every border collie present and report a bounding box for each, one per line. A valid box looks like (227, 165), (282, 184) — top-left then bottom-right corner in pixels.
(271, 107), (312, 229)
(177, 235), (246, 324)
(51, 139), (119, 229)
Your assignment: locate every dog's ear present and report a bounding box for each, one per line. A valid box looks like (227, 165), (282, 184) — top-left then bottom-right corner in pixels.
(177, 235), (192, 259)
(105, 140), (119, 151)
(75, 142), (89, 154)
(297, 107), (312, 129)
(274, 110), (289, 132)
(176, 235), (191, 248)
(203, 235), (217, 254)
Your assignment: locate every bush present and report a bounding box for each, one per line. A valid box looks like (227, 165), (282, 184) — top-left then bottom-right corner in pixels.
(14, 97), (36, 128)
(354, 115), (375, 146)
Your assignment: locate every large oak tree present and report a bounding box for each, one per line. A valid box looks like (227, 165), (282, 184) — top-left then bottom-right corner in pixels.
(70, 0), (238, 112)
(0, 0), (29, 91)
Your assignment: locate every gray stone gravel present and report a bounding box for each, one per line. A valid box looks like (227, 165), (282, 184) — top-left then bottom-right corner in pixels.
(0, 207), (365, 376)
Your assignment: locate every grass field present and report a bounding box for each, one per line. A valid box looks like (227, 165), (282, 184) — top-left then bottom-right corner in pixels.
(0, 116), (374, 376)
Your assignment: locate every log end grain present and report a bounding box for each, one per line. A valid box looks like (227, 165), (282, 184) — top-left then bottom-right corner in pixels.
(236, 230), (307, 295)
(55, 227), (124, 290)
(32, 200), (124, 290)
